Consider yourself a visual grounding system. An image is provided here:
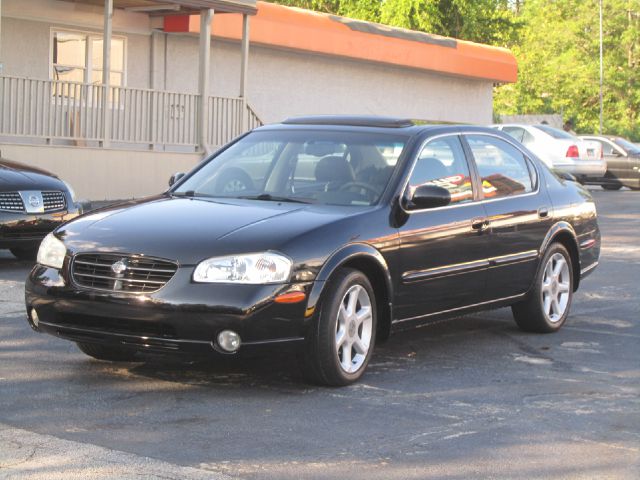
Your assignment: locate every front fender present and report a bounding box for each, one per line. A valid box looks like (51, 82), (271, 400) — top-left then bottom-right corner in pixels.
(305, 243), (393, 317)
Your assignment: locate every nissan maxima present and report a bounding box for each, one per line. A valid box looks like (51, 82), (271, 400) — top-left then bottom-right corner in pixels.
(1, 157), (80, 260)
(26, 117), (600, 386)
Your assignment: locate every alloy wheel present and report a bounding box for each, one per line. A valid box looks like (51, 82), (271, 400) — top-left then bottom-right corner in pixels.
(541, 252), (571, 322)
(335, 284), (373, 373)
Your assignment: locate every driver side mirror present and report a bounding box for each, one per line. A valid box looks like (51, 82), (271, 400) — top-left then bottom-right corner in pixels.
(405, 184), (451, 210)
(169, 172), (185, 187)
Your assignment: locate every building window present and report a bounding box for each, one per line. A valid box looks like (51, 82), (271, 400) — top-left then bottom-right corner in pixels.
(52, 30), (125, 86)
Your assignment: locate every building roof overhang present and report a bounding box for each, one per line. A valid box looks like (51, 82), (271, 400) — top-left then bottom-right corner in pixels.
(164, 1), (517, 83)
(59, 0), (257, 15)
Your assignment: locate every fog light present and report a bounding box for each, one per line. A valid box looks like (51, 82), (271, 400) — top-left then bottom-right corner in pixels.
(30, 308), (40, 327)
(217, 330), (241, 353)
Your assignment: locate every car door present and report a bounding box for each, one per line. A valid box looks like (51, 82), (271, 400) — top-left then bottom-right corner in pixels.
(394, 134), (490, 321)
(463, 133), (551, 299)
(595, 138), (633, 183)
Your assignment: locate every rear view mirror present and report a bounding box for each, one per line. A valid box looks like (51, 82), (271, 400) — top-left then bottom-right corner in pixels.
(406, 184), (451, 210)
(169, 172), (185, 187)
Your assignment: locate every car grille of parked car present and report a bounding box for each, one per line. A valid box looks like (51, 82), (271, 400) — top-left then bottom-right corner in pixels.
(41, 191), (66, 212)
(0, 192), (25, 211)
(0, 191), (66, 212)
(71, 253), (178, 293)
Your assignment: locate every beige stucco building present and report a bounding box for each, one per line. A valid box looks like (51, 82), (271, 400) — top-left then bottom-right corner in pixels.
(0, 0), (517, 200)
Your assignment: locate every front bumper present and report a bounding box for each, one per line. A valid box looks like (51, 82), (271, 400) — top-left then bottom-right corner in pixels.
(26, 264), (314, 356)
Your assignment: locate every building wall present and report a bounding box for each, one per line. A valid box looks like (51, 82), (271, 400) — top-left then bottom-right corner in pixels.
(1, 0), (495, 200)
(0, 143), (200, 200)
(1, 0), (152, 89)
(164, 36), (495, 124)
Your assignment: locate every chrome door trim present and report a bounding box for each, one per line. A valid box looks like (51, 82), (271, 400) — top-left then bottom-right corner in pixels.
(402, 259), (490, 283)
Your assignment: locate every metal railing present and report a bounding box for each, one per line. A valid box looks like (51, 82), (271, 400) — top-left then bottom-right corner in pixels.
(0, 75), (263, 150)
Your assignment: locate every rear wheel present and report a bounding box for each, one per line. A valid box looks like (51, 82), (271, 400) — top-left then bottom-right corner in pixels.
(602, 183), (623, 190)
(10, 246), (39, 261)
(303, 268), (376, 386)
(76, 342), (138, 362)
(512, 243), (574, 333)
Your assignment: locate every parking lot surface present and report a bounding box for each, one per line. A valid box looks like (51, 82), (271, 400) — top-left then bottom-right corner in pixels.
(1, 189), (638, 479)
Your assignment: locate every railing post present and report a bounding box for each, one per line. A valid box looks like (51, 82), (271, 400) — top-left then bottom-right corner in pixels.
(198, 8), (213, 153)
(239, 13), (250, 133)
(0, 0), (4, 75)
(101, 0), (113, 148)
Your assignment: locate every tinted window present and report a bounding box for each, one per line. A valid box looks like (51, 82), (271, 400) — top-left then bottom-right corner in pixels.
(175, 130), (408, 206)
(613, 137), (640, 154)
(502, 127), (525, 143)
(534, 125), (575, 140)
(408, 136), (473, 205)
(466, 135), (534, 199)
(597, 140), (616, 155)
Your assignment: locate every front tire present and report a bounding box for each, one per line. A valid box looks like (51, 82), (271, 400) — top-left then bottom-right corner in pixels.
(303, 268), (377, 386)
(76, 342), (138, 362)
(512, 243), (574, 333)
(602, 183), (622, 191)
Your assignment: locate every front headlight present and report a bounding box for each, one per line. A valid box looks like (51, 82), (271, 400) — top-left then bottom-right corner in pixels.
(37, 233), (66, 269)
(63, 180), (77, 203)
(193, 252), (292, 284)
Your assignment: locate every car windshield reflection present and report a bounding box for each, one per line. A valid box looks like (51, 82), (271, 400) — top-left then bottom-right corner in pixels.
(173, 130), (409, 207)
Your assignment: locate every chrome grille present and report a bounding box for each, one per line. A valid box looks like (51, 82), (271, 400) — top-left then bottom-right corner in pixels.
(0, 192), (25, 212)
(71, 253), (178, 293)
(42, 191), (66, 212)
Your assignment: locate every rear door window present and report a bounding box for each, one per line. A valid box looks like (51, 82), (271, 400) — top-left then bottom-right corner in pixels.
(465, 135), (535, 199)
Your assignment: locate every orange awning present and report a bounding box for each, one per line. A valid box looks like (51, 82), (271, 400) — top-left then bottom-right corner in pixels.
(164, 1), (517, 83)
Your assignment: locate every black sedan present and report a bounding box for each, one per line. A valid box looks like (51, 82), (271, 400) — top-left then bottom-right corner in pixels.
(579, 135), (640, 190)
(26, 117), (600, 385)
(1, 157), (80, 260)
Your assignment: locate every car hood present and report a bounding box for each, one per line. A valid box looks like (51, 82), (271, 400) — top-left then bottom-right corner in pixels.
(0, 158), (65, 191)
(57, 195), (363, 265)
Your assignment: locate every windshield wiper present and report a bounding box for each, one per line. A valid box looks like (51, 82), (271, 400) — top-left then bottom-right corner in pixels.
(238, 194), (314, 204)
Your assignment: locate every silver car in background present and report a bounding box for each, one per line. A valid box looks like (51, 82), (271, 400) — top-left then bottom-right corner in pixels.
(492, 124), (606, 181)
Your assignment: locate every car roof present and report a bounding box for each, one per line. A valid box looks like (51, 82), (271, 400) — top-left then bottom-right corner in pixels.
(282, 115), (415, 129)
(257, 116), (508, 138)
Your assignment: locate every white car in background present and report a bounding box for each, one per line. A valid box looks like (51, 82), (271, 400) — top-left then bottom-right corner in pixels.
(492, 124), (607, 180)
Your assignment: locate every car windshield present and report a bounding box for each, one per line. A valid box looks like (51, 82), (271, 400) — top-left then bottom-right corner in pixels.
(173, 130), (408, 206)
(613, 137), (640, 154)
(534, 125), (576, 140)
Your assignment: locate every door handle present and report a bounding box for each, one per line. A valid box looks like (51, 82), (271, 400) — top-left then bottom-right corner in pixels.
(538, 206), (549, 218)
(471, 218), (490, 232)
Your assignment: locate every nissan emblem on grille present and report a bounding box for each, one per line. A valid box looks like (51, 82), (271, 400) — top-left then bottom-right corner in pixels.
(111, 260), (128, 274)
(18, 191), (45, 214)
(71, 253), (178, 293)
(28, 195), (41, 208)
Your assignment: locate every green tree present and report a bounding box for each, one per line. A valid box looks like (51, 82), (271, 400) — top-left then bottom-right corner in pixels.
(494, 0), (640, 140)
(268, 0), (520, 46)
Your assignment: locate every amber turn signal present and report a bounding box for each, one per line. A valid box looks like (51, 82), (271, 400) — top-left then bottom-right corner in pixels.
(274, 291), (307, 304)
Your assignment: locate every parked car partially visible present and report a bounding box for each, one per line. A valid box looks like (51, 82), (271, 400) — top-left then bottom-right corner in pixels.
(492, 124), (606, 181)
(578, 135), (640, 190)
(1, 157), (81, 260)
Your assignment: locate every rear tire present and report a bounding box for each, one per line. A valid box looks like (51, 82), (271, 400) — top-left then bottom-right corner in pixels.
(76, 342), (138, 362)
(602, 183), (622, 190)
(303, 268), (377, 386)
(512, 243), (574, 333)
(10, 246), (39, 261)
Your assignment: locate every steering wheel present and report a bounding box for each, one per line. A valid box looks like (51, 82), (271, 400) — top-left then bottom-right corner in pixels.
(338, 182), (381, 198)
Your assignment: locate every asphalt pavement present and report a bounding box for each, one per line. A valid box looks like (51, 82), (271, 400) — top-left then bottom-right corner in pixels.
(0, 189), (638, 479)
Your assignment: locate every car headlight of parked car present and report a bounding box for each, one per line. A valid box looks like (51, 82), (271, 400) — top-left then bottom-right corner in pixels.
(37, 233), (66, 269)
(63, 180), (77, 202)
(193, 252), (292, 284)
